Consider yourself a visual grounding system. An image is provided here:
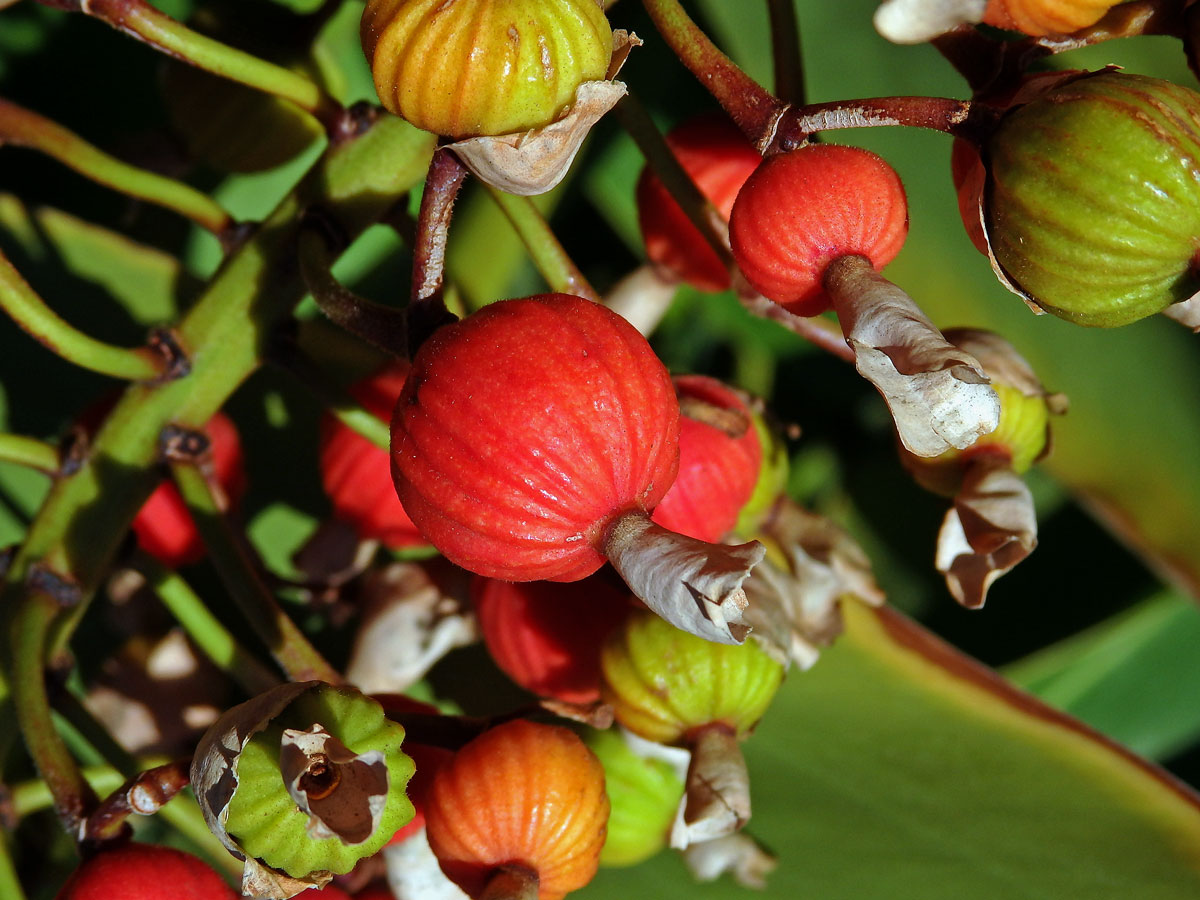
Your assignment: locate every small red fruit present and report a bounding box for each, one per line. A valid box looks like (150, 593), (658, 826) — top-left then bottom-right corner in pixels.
(391, 294), (679, 583)
(56, 842), (237, 900)
(425, 719), (609, 900)
(132, 412), (246, 568)
(651, 376), (762, 543)
(320, 362), (425, 549)
(472, 570), (632, 703)
(729, 144), (908, 317)
(636, 114), (763, 291)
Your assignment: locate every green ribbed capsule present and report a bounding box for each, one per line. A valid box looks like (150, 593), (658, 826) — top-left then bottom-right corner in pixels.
(986, 71), (1200, 327)
(222, 685), (415, 880)
(361, 0), (613, 139)
(600, 610), (784, 746)
(584, 728), (685, 868)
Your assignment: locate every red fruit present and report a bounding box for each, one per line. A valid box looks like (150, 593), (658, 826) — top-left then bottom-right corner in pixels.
(391, 294), (679, 583)
(320, 362), (426, 549)
(425, 719), (609, 900)
(636, 114), (763, 291)
(132, 412), (246, 567)
(295, 888), (353, 900)
(472, 570), (632, 703)
(729, 144), (908, 317)
(651, 376), (761, 543)
(56, 842), (237, 900)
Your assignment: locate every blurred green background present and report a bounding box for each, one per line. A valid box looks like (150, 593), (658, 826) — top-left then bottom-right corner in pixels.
(3, 0), (1200, 896)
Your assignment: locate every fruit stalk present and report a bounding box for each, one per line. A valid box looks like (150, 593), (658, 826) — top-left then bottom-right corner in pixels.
(47, 0), (343, 131)
(0, 432), (59, 475)
(479, 865), (540, 900)
(0, 97), (232, 235)
(767, 95), (975, 154)
(483, 186), (598, 301)
(767, 0), (806, 105)
(409, 148), (467, 349)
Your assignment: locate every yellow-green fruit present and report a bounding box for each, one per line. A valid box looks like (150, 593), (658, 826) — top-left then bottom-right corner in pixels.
(986, 71), (1200, 327)
(361, 0), (613, 139)
(734, 411), (789, 537)
(584, 728), (684, 867)
(224, 686), (415, 878)
(600, 610), (784, 746)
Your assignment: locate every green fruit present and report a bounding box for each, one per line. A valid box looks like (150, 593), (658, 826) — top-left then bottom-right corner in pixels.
(584, 728), (684, 868)
(986, 71), (1200, 327)
(600, 610), (784, 746)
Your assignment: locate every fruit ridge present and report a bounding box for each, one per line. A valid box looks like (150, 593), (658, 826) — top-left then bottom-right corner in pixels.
(982, 0), (1120, 36)
(361, 0), (613, 139)
(425, 719), (609, 900)
(390, 293), (679, 582)
(729, 144), (909, 316)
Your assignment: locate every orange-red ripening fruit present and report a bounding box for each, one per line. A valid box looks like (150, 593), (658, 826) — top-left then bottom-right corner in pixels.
(390, 294), (679, 583)
(472, 570), (632, 703)
(636, 114), (763, 291)
(728, 144), (908, 317)
(320, 362), (425, 549)
(425, 719), (609, 900)
(651, 376), (762, 543)
(56, 843), (238, 900)
(982, 0), (1120, 36)
(132, 412), (246, 568)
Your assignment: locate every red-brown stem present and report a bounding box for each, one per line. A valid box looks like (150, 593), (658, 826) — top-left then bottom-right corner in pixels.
(738, 293), (854, 363)
(82, 760), (190, 844)
(480, 864), (540, 900)
(408, 148), (467, 352)
(641, 0), (786, 150)
(767, 96), (976, 154)
(766, 0), (806, 105)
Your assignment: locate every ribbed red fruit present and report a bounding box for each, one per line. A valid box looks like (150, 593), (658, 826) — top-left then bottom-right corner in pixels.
(132, 412), (246, 568)
(391, 294), (679, 582)
(651, 376), (762, 543)
(425, 719), (609, 900)
(729, 144), (908, 316)
(320, 362), (425, 548)
(56, 842), (237, 900)
(637, 114), (763, 291)
(472, 570), (632, 703)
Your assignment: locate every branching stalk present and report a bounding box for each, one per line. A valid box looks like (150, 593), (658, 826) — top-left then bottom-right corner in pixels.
(0, 433), (60, 475)
(56, 0), (343, 131)
(409, 148), (467, 352)
(0, 249), (167, 381)
(167, 453), (341, 685)
(483, 186), (598, 301)
(641, 0), (784, 150)
(766, 96), (976, 153)
(766, 0), (806, 105)
(0, 97), (231, 234)
(298, 226), (410, 357)
(134, 552), (282, 696)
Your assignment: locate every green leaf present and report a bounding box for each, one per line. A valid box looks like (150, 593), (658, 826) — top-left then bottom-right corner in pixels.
(580, 601), (1200, 899)
(1006, 591), (1200, 761)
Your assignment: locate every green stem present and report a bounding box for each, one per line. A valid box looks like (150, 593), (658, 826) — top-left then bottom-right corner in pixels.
(0, 249), (166, 381)
(167, 457), (342, 685)
(0, 832), (26, 900)
(69, 0), (343, 131)
(134, 552), (282, 696)
(483, 186), (598, 301)
(270, 344), (390, 452)
(766, 0), (806, 105)
(614, 93), (733, 271)
(0, 433), (59, 475)
(641, 0), (784, 149)
(298, 227), (410, 357)
(8, 588), (95, 834)
(0, 97), (231, 235)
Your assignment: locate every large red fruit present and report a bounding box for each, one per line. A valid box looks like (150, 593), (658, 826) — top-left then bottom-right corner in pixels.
(636, 114), (763, 291)
(320, 362), (425, 548)
(56, 842), (237, 900)
(651, 375), (761, 543)
(472, 570), (632, 703)
(729, 144), (908, 317)
(132, 412), (246, 568)
(390, 294), (679, 582)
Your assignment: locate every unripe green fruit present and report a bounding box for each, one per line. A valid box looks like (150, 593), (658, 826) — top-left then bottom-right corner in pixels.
(361, 0), (613, 139)
(986, 71), (1200, 327)
(600, 610), (784, 745)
